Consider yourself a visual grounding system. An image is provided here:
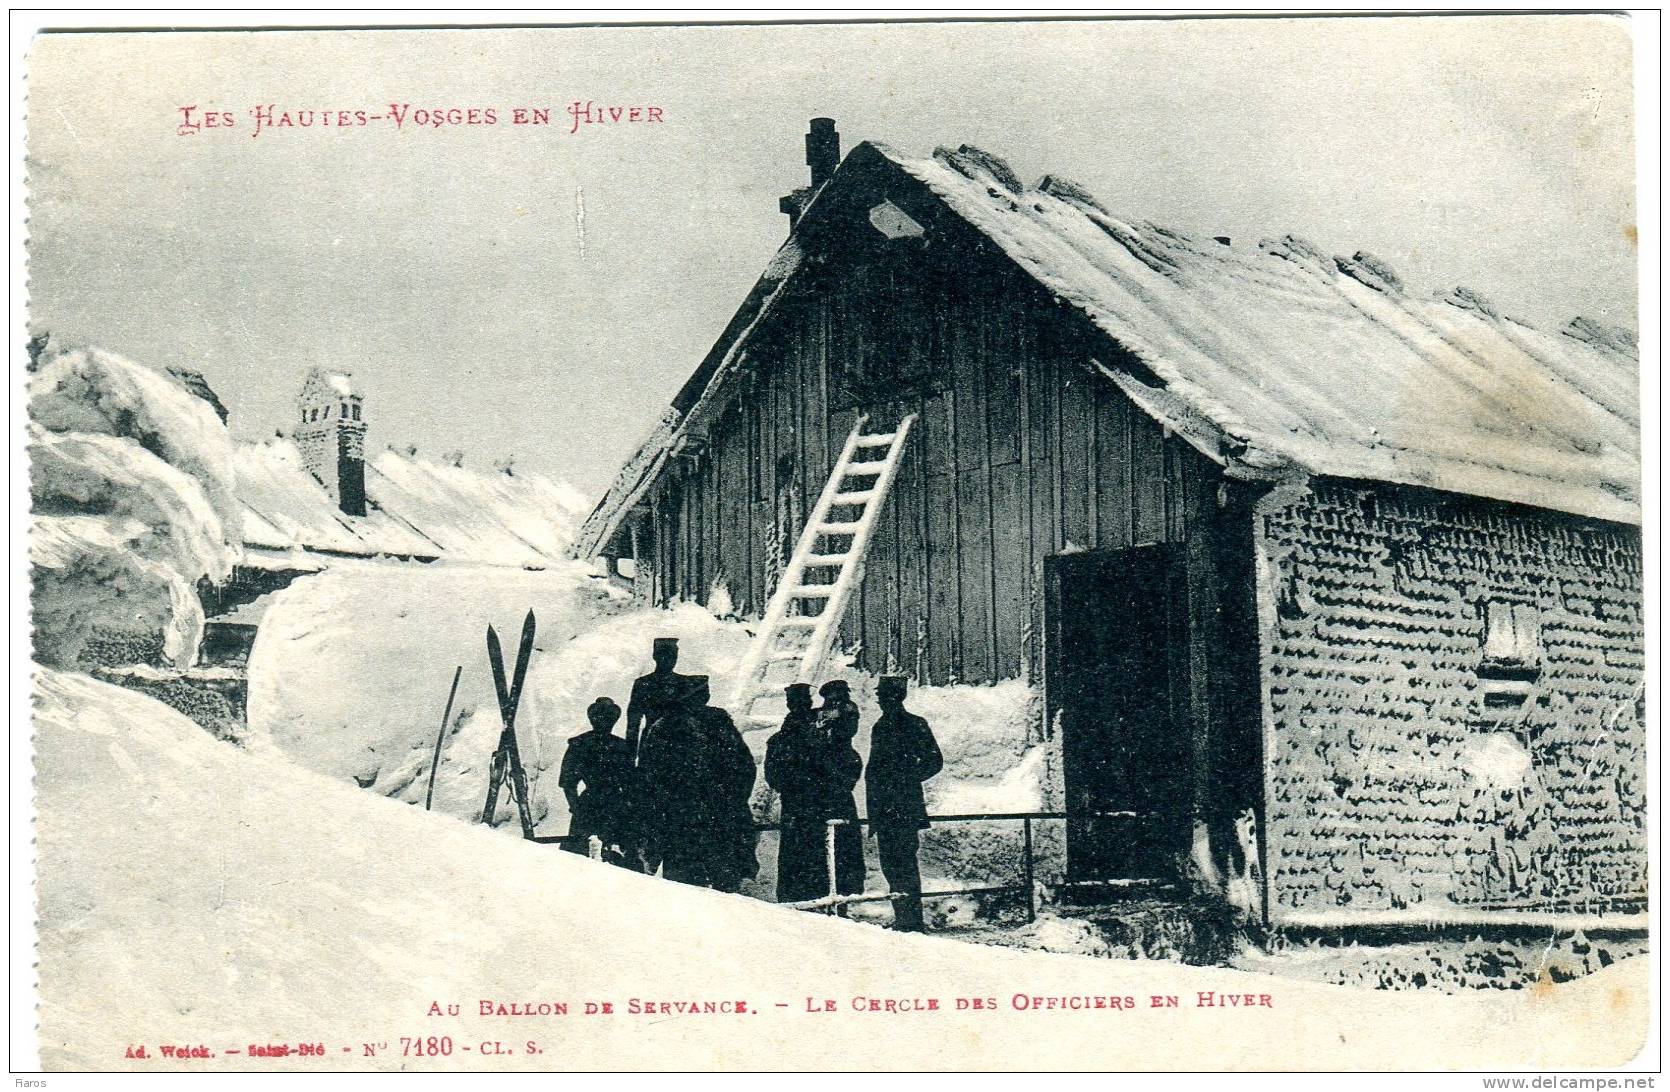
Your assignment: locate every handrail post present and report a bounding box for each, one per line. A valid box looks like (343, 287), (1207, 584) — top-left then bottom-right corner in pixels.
(1022, 816), (1036, 924)
(826, 820), (848, 917)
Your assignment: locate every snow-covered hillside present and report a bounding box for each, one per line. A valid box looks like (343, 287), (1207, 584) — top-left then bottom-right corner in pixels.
(33, 669), (1646, 1071)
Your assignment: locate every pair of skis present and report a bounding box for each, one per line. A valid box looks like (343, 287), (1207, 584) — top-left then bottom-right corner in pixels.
(480, 609), (537, 840)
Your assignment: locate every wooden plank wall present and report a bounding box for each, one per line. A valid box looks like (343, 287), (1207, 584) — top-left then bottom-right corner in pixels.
(647, 238), (1220, 686)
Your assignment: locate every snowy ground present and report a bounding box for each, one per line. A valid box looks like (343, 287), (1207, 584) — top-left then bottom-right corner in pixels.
(32, 669), (1649, 1071)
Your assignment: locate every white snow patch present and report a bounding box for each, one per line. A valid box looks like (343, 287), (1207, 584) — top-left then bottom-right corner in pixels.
(1460, 733), (1533, 790)
(918, 679), (1046, 815)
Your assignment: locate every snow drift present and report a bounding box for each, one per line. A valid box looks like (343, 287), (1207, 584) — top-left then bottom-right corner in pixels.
(29, 345), (240, 535)
(245, 560), (749, 833)
(30, 515), (205, 669)
(32, 668), (1647, 1071)
(28, 346), (241, 669)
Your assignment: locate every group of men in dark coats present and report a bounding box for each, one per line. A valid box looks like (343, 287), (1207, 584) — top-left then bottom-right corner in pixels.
(558, 637), (943, 930)
(558, 637), (757, 891)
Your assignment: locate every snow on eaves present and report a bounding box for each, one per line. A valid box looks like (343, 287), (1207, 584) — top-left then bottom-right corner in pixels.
(878, 142), (1640, 525)
(235, 438), (588, 566)
(32, 427), (235, 585)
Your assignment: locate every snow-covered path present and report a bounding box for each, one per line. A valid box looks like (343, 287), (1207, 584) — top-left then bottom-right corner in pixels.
(33, 670), (1647, 1071)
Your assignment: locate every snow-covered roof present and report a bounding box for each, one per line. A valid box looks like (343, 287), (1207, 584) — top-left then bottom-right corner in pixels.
(235, 438), (590, 566)
(578, 139), (1639, 555)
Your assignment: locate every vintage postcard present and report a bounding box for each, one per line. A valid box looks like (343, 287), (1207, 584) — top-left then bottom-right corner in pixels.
(13, 12), (1655, 1076)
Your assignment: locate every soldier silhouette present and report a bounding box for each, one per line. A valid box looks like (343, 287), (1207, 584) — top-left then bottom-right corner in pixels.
(626, 637), (692, 761)
(865, 675), (942, 931)
(816, 679), (866, 897)
(639, 676), (757, 892)
(557, 697), (638, 868)
(764, 683), (827, 903)
(626, 636), (690, 872)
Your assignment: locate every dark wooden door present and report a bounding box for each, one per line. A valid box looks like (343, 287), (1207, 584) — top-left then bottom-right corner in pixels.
(1047, 544), (1191, 884)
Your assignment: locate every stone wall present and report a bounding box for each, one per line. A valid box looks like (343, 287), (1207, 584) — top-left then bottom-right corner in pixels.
(91, 666), (248, 744)
(1256, 480), (1645, 922)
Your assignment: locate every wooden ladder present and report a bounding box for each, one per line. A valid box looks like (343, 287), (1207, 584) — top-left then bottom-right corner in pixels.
(729, 413), (918, 734)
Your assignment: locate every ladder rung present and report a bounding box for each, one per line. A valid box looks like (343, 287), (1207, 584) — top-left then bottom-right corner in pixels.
(802, 553), (850, 567)
(816, 522), (859, 535)
(830, 490), (876, 505)
(853, 433), (896, 448)
(780, 616), (821, 628)
(842, 464), (884, 477)
(791, 586), (835, 598)
(743, 714), (781, 729)
(767, 650), (805, 663)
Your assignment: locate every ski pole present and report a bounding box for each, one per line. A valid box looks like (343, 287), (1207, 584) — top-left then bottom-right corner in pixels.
(425, 665), (463, 811)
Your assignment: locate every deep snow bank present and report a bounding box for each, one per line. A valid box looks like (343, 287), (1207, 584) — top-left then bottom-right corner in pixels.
(28, 346), (241, 669)
(29, 346), (240, 534)
(247, 559), (626, 826)
(247, 560), (763, 835)
(32, 669), (1646, 1071)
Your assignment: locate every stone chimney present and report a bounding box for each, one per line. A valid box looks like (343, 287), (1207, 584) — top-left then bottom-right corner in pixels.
(295, 367), (368, 517)
(780, 117), (840, 231)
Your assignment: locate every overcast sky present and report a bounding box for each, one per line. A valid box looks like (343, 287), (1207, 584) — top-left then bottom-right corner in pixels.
(26, 16), (1639, 498)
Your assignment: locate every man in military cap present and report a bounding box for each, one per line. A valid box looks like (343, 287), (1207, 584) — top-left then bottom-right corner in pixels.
(764, 682), (827, 903)
(639, 676), (757, 891)
(557, 697), (639, 869)
(815, 679), (865, 896)
(625, 637), (690, 872)
(865, 675), (942, 931)
(626, 637), (690, 763)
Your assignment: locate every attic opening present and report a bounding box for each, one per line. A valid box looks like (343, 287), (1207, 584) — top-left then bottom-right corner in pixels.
(868, 199), (924, 240)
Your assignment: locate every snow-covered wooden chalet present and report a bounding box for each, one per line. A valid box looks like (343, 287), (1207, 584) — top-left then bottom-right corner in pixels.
(577, 121), (1644, 929)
